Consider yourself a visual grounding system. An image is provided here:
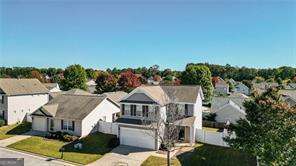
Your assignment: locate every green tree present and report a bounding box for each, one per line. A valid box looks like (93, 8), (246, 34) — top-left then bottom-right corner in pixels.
(225, 88), (296, 165)
(181, 64), (214, 102)
(60, 64), (87, 90)
(95, 72), (118, 94)
(85, 68), (98, 79)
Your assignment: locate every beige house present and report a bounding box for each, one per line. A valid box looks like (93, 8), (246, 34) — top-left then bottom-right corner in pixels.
(0, 79), (49, 125)
(31, 91), (123, 137)
(116, 85), (204, 150)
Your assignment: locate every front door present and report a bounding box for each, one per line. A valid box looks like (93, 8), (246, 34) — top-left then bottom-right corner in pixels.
(178, 127), (185, 141)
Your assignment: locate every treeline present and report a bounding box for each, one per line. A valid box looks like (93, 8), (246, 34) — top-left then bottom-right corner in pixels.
(192, 63), (296, 81)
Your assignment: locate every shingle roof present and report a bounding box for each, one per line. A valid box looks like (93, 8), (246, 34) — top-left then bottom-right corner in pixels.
(279, 90), (296, 101)
(211, 93), (249, 111)
(43, 83), (58, 90)
(65, 89), (93, 95)
(0, 78), (49, 96)
(122, 85), (203, 105)
(33, 94), (106, 120)
(174, 116), (196, 127)
(102, 91), (128, 103)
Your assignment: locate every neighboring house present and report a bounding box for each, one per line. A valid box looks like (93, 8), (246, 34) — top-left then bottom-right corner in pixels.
(116, 85), (204, 150)
(252, 82), (279, 94)
(284, 83), (296, 90)
(212, 77), (229, 95)
(228, 78), (236, 85)
(210, 93), (249, 124)
(43, 83), (61, 93)
(0, 79), (49, 125)
(279, 90), (296, 107)
(31, 92), (120, 137)
(86, 80), (97, 94)
(234, 82), (250, 95)
(147, 76), (162, 85)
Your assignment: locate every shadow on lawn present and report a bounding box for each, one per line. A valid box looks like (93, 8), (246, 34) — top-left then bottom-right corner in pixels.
(60, 132), (117, 155)
(6, 122), (32, 135)
(176, 144), (256, 166)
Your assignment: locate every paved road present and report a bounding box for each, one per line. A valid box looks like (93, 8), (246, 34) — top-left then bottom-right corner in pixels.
(0, 147), (73, 166)
(88, 145), (155, 166)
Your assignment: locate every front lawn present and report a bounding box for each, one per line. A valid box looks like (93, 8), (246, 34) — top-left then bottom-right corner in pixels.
(0, 122), (31, 140)
(8, 132), (116, 165)
(142, 143), (256, 166)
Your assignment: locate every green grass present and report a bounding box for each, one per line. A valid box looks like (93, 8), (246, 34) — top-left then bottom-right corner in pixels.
(8, 132), (116, 165)
(0, 122), (31, 140)
(142, 143), (256, 166)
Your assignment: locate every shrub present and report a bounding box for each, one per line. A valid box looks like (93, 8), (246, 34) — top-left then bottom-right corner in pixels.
(63, 134), (78, 142)
(0, 119), (5, 127)
(107, 137), (119, 148)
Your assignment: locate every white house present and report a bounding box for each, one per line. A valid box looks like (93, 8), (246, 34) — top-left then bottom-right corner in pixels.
(116, 85), (204, 150)
(210, 93), (249, 124)
(86, 80), (97, 94)
(31, 91), (122, 137)
(212, 77), (229, 95)
(234, 82), (250, 95)
(0, 79), (49, 125)
(43, 83), (61, 93)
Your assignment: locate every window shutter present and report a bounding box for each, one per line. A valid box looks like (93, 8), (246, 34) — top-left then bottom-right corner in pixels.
(72, 121), (75, 131)
(122, 104), (125, 115)
(61, 120), (64, 130)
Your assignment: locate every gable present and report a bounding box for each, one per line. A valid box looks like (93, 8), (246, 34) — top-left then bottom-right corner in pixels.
(121, 93), (157, 104)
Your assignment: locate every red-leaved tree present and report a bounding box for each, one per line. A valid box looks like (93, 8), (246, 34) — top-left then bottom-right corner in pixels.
(118, 70), (141, 92)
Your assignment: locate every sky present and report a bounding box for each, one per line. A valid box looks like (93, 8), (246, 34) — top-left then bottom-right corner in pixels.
(0, 0), (295, 70)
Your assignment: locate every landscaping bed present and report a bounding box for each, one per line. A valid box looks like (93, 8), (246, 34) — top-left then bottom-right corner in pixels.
(142, 143), (256, 166)
(0, 122), (31, 140)
(8, 132), (117, 165)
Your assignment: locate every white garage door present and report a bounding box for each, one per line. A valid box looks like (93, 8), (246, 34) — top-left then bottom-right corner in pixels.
(120, 127), (156, 150)
(32, 117), (47, 131)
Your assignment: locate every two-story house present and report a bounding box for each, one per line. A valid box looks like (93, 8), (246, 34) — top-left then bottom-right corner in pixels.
(115, 85), (203, 150)
(212, 77), (229, 95)
(234, 82), (250, 95)
(0, 79), (49, 125)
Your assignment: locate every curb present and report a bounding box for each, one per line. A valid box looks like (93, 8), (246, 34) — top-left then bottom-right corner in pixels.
(1, 146), (81, 166)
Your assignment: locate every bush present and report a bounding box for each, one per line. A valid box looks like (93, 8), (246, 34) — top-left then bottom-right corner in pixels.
(107, 137), (119, 148)
(63, 134), (78, 142)
(0, 119), (5, 127)
(45, 131), (77, 142)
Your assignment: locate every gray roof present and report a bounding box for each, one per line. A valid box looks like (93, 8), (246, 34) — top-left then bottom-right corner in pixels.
(33, 94), (107, 120)
(121, 85), (203, 105)
(102, 91), (128, 104)
(65, 89), (93, 95)
(174, 116), (196, 127)
(43, 83), (58, 90)
(279, 90), (296, 101)
(211, 93), (249, 111)
(0, 78), (49, 96)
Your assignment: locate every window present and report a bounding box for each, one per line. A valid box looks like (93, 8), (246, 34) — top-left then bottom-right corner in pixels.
(131, 105), (136, 116)
(142, 105), (148, 117)
(68, 121), (75, 131)
(0, 95), (3, 104)
(61, 120), (75, 131)
(185, 104), (188, 116)
(121, 104), (125, 115)
(50, 119), (54, 131)
(154, 106), (159, 117)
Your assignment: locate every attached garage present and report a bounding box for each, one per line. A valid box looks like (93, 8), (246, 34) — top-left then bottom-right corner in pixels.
(32, 116), (47, 131)
(120, 126), (157, 150)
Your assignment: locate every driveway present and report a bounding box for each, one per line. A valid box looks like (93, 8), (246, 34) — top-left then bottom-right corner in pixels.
(88, 145), (155, 166)
(0, 147), (73, 166)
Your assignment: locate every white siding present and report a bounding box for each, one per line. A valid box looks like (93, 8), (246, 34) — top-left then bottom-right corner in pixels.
(81, 99), (120, 137)
(215, 107), (246, 124)
(32, 116), (47, 131)
(7, 94), (49, 124)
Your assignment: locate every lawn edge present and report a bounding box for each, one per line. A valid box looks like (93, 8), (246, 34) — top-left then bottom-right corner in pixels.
(5, 146), (83, 166)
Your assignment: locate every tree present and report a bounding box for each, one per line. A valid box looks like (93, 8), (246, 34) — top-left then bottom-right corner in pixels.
(117, 70), (141, 92)
(60, 64), (87, 90)
(95, 72), (118, 94)
(142, 88), (183, 166)
(181, 64), (214, 102)
(225, 88), (296, 165)
(31, 70), (44, 82)
(85, 68), (98, 80)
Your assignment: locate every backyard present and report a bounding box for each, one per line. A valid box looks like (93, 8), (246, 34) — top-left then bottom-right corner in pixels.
(8, 132), (117, 165)
(142, 143), (256, 166)
(0, 122), (32, 140)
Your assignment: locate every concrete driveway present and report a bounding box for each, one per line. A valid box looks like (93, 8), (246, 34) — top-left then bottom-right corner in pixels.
(88, 145), (155, 166)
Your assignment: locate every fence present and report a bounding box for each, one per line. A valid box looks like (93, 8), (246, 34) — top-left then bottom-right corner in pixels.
(202, 120), (225, 129)
(196, 129), (230, 147)
(97, 121), (118, 136)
